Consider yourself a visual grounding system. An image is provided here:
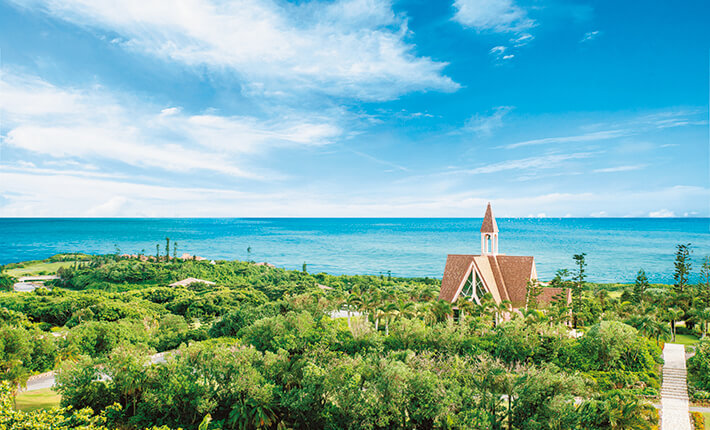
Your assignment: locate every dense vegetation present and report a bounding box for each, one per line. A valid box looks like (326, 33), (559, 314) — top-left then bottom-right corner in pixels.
(1, 244), (708, 429)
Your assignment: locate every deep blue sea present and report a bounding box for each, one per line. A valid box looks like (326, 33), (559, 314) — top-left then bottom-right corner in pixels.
(0, 218), (708, 283)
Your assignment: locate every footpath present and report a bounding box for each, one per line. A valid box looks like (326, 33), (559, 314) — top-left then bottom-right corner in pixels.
(660, 343), (692, 430)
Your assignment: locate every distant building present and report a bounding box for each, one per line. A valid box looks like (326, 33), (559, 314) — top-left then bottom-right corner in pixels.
(254, 262), (276, 268)
(169, 277), (216, 287)
(439, 203), (570, 310)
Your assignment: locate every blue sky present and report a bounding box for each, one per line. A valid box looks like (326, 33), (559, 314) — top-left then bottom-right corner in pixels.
(0, 0), (708, 217)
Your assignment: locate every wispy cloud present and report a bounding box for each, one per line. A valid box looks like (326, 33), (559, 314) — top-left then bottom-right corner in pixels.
(504, 129), (628, 149)
(464, 152), (595, 174)
(593, 164), (645, 173)
(9, 0), (458, 102)
(504, 109), (707, 150)
(580, 30), (600, 43)
(511, 33), (534, 47)
(489, 45), (515, 62)
(453, 0), (535, 33)
(348, 149), (409, 172)
(465, 106), (513, 136)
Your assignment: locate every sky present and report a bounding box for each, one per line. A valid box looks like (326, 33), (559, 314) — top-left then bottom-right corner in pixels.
(0, 0), (708, 217)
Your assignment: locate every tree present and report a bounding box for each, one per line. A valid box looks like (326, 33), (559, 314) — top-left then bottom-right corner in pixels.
(525, 279), (543, 310)
(649, 318), (671, 346)
(692, 307), (710, 339)
(673, 243), (692, 295)
(688, 338), (710, 391)
(577, 391), (658, 430)
(571, 253), (587, 329)
(665, 307), (684, 342)
(700, 256), (710, 307)
(0, 326), (31, 407)
(302, 262), (307, 273)
(165, 237), (170, 259)
(455, 297), (475, 325)
(430, 300), (453, 323)
(633, 269), (649, 304)
(173, 242), (178, 259)
(345, 292), (362, 329)
(156, 244), (160, 260)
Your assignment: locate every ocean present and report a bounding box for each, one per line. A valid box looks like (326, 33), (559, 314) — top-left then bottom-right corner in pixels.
(0, 218), (708, 284)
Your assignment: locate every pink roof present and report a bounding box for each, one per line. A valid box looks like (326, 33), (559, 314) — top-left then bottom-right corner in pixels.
(480, 202), (499, 233)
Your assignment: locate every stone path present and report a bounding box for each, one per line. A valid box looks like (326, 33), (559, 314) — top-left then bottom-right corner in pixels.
(661, 343), (692, 430)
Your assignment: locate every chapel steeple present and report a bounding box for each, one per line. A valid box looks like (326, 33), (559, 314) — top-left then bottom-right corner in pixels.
(480, 203), (499, 255)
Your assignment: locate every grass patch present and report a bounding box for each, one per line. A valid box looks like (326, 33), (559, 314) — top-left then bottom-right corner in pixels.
(6, 261), (75, 277)
(674, 333), (700, 346)
(704, 412), (710, 430)
(607, 290), (623, 299)
(15, 388), (61, 412)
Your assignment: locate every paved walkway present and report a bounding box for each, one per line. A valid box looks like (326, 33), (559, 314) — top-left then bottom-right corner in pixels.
(661, 343), (692, 430)
(21, 350), (175, 392)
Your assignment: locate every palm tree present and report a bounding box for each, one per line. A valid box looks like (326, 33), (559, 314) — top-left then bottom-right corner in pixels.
(627, 314), (655, 339)
(383, 302), (399, 336)
(693, 307), (710, 338)
(480, 293), (511, 327)
(396, 298), (416, 320)
(455, 297), (475, 325)
(416, 285), (438, 302)
(345, 292), (362, 328)
(650, 318), (671, 346)
(665, 307), (684, 342)
(595, 289), (610, 312)
(523, 308), (545, 328)
(430, 300), (453, 323)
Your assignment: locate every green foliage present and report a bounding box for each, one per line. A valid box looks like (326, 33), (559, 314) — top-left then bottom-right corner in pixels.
(688, 338), (710, 392)
(0, 252), (678, 429)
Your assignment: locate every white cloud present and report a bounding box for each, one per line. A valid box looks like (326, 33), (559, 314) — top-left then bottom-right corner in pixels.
(465, 106), (513, 136)
(649, 209), (676, 218)
(160, 107), (181, 116)
(580, 30), (600, 43)
(453, 0), (535, 33)
(1, 71), (340, 179)
(2, 167), (708, 217)
(488, 45), (515, 62)
(511, 33), (533, 47)
(11, 0), (458, 101)
(593, 164), (645, 173)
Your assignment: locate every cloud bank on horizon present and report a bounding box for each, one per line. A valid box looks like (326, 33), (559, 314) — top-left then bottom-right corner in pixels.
(0, 0), (708, 217)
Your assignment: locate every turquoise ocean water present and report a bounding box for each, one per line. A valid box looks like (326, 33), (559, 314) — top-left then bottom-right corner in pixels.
(0, 218), (708, 283)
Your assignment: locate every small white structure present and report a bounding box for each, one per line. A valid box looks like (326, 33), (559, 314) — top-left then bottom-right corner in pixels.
(169, 277), (216, 287)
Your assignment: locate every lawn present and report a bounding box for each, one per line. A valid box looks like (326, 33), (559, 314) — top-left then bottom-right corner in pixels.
(674, 333), (700, 346)
(704, 412), (710, 430)
(607, 290), (623, 299)
(6, 261), (75, 277)
(15, 388), (61, 412)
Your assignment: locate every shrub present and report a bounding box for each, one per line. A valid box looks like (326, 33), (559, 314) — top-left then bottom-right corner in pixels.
(691, 411), (705, 430)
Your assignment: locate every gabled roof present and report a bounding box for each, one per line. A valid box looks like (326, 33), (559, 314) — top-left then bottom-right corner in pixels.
(440, 255), (474, 302)
(480, 203), (499, 233)
(496, 255), (534, 307)
(439, 254), (536, 308)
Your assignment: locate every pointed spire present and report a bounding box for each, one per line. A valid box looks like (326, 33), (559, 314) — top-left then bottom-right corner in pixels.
(480, 203), (499, 233)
